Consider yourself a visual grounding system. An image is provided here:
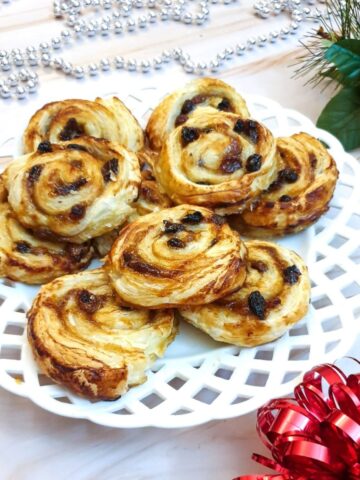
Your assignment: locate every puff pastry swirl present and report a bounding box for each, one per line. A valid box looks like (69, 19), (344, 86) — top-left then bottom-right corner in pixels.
(155, 111), (277, 214)
(5, 137), (140, 244)
(146, 77), (250, 151)
(0, 202), (93, 284)
(23, 96), (144, 153)
(27, 268), (178, 400)
(179, 240), (310, 347)
(230, 133), (339, 236)
(106, 205), (247, 308)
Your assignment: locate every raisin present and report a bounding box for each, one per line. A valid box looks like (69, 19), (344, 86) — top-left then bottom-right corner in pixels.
(59, 118), (84, 141)
(27, 164), (43, 185)
(163, 220), (185, 234)
(175, 114), (188, 127)
(309, 153), (317, 169)
(66, 144), (88, 152)
(181, 100), (194, 115)
(37, 141), (52, 153)
(102, 158), (119, 182)
(220, 155), (242, 174)
(248, 291), (266, 319)
(233, 119), (245, 134)
(54, 177), (87, 196)
(283, 265), (301, 285)
(217, 98), (231, 111)
(181, 127), (199, 146)
(182, 211), (203, 224)
(279, 168), (298, 183)
(66, 243), (88, 262)
(246, 154), (262, 172)
(280, 195), (292, 202)
(15, 241), (31, 254)
(70, 204), (86, 220)
(77, 289), (101, 313)
(192, 95), (206, 104)
(167, 237), (186, 249)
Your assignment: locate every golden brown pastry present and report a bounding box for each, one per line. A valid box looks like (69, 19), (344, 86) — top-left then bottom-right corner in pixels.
(179, 240), (310, 347)
(154, 111), (277, 214)
(5, 137), (141, 244)
(93, 149), (172, 257)
(106, 205), (247, 308)
(0, 174), (8, 203)
(27, 268), (178, 401)
(0, 202), (93, 284)
(23, 96), (144, 153)
(229, 133), (339, 236)
(146, 77), (250, 151)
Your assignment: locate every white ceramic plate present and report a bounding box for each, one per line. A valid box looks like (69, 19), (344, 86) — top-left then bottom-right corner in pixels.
(0, 84), (359, 428)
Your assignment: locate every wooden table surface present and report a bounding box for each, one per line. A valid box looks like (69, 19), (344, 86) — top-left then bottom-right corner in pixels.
(0, 1), (359, 479)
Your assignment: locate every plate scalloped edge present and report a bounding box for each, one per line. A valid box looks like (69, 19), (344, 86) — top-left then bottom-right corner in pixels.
(0, 87), (359, 428)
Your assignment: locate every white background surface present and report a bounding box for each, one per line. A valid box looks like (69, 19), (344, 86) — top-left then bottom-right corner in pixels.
(0, 1), (359, 478)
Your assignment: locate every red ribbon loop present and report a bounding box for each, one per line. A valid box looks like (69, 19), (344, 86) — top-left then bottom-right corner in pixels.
(234, 361), (360, 480)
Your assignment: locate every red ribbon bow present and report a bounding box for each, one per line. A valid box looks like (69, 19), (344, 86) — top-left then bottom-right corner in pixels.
(234, 361), (360, 480)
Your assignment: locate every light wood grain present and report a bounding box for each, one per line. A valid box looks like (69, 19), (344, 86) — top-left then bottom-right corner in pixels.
(0, 1), (359, 479)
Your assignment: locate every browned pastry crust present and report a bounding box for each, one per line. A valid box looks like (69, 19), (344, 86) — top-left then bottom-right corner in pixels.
(154, 111), (277, 214)
(93, 149), (172, 257)
(106, 205), (248, 308)
(229, 133), (339, 237)
(0, 174), (8, 203)
(4, 137), (140, 244)
(27, 268), (178, 401)
(0, 202), (93, 284)
(146, 77), (250, 151)
(179, 240), (310, 347)
(23, 97), (144, 153)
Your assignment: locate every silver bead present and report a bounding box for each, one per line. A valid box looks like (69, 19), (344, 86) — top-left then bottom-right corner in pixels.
(1, 58), (11, 71)
(223, 0), (232, 4)
(179, 53), (190, 66)
(39, 42), (50, 52)
(11, 48), (21, 57)
(7, 73), (19, 87)
(256, 7), (270, 18)
(26, 46), (36, 55)
(0, 50), (8, 58)
(126, 19), (136, 31)
(53, 6), (63, 18)
(216, 51), (226, 64)
(121, 5), (131, 16)
(18, 68), (29, 81)
(280, 27), (290, 38)
(74, 25), (83, 36)
(140, 60), (151, 73)
(290, 21), (299, 32)
(160, 8), (169, 21)
(195, 13), (205, 24)
(102, 0), (112, 8)
(257, 35), (267, 47)
(182, 12), (192, 24)
(172, 48), (183, 60)
(0, 85), (11, 99)
(147, 0), (156, 7)
(15, 85), (27, 100)
(302, 7), (311, 16)
(126, 59), (137, 71)
(113, 21), (123, 33)
(184, 61), (195, 73)
(88, 63), (99, 76)
(66, 14), (79, 27)
(161, 50), (171, 62)
(224, 47), (234, 59)
(13, 54), (24, 67)
(209, 59), (219, 72)
(196, 61), (207, 74)
(61, 29), (72, 43)
(134, 0), (143, 7)
(73, 66), (85, 78)
(52, 37), (62, 50)
(62, 62), (73, 75)
(269, 30), (279, 42)
(100, 58), (111, 70)
(100, 22), (110, 35)
(26, 80), (38, 93)
(138, 15), (148, 28)
(247, 37), (257, 50)
(112, 11), (121, 20)
(27, 53), (39, 66)
(87, 24), (97, 36)
(27, 71), (38, 82)
(83, 0), (92, 6)
(53, 57), (64, 69)
(147, 11), (157, 22)
(236, 43), (246, 55)
(114, 56), (125, 68)
(172, 8), (182, 21)
(153, 56), (163, 69)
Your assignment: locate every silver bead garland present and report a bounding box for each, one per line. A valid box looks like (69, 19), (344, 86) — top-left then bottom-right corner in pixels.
(0, 0), (326, 100)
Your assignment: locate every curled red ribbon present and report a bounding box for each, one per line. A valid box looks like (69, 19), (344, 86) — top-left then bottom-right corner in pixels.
(234, 361), (360, 480)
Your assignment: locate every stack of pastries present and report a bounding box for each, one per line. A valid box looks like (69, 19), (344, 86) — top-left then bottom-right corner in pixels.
(0, 78), (339, 401)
